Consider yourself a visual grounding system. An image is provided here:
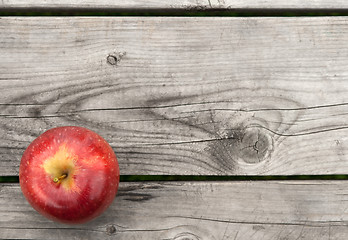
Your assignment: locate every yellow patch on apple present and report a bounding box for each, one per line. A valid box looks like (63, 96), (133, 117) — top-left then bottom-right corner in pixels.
(42, 143), (81, 193)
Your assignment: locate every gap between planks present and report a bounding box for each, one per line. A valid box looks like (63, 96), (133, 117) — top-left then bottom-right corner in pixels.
(2, 0), (348, 11)
(3, 175), (348, 183)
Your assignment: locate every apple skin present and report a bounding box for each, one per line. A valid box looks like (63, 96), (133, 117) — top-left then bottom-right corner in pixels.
(19, 126), (120, 224)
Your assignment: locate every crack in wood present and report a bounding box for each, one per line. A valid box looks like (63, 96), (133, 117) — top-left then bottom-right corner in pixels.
(168, 215), (344, 228)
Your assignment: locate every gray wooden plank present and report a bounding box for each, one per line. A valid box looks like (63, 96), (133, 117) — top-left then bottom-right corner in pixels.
(1, 0), (348, 10)
(1, 181), (348, 239)
(1, 17), (348, 176)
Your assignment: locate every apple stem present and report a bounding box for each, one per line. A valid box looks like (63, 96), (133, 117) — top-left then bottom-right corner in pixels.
(53, 174), (68, 183)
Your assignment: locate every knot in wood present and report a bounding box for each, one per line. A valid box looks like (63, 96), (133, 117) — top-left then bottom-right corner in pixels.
(106, 51), (126, 66)
(106, 224), (117, 235)
(237, 127), (273, 164)
(208, 126), (273, 171)
(107, 55), (118, 65)
(161, 225), (215, 240)
(173, 232), (200, 240)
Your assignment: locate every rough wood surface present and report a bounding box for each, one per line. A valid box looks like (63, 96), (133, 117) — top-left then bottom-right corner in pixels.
(1, 0), (348, 10)
(1, 181), (348, 239)
(1, 17), (348, 176)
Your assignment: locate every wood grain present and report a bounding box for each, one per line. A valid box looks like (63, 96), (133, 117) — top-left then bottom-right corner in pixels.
(2, 181), (348, 239)
(1, 17), (348, 176)
(1, 0), (348, 10)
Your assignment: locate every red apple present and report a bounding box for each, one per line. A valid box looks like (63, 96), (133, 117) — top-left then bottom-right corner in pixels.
(19, 126), (120, 224)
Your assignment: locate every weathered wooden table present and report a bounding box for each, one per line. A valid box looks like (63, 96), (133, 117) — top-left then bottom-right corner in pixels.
(1, 1), (348, 239)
